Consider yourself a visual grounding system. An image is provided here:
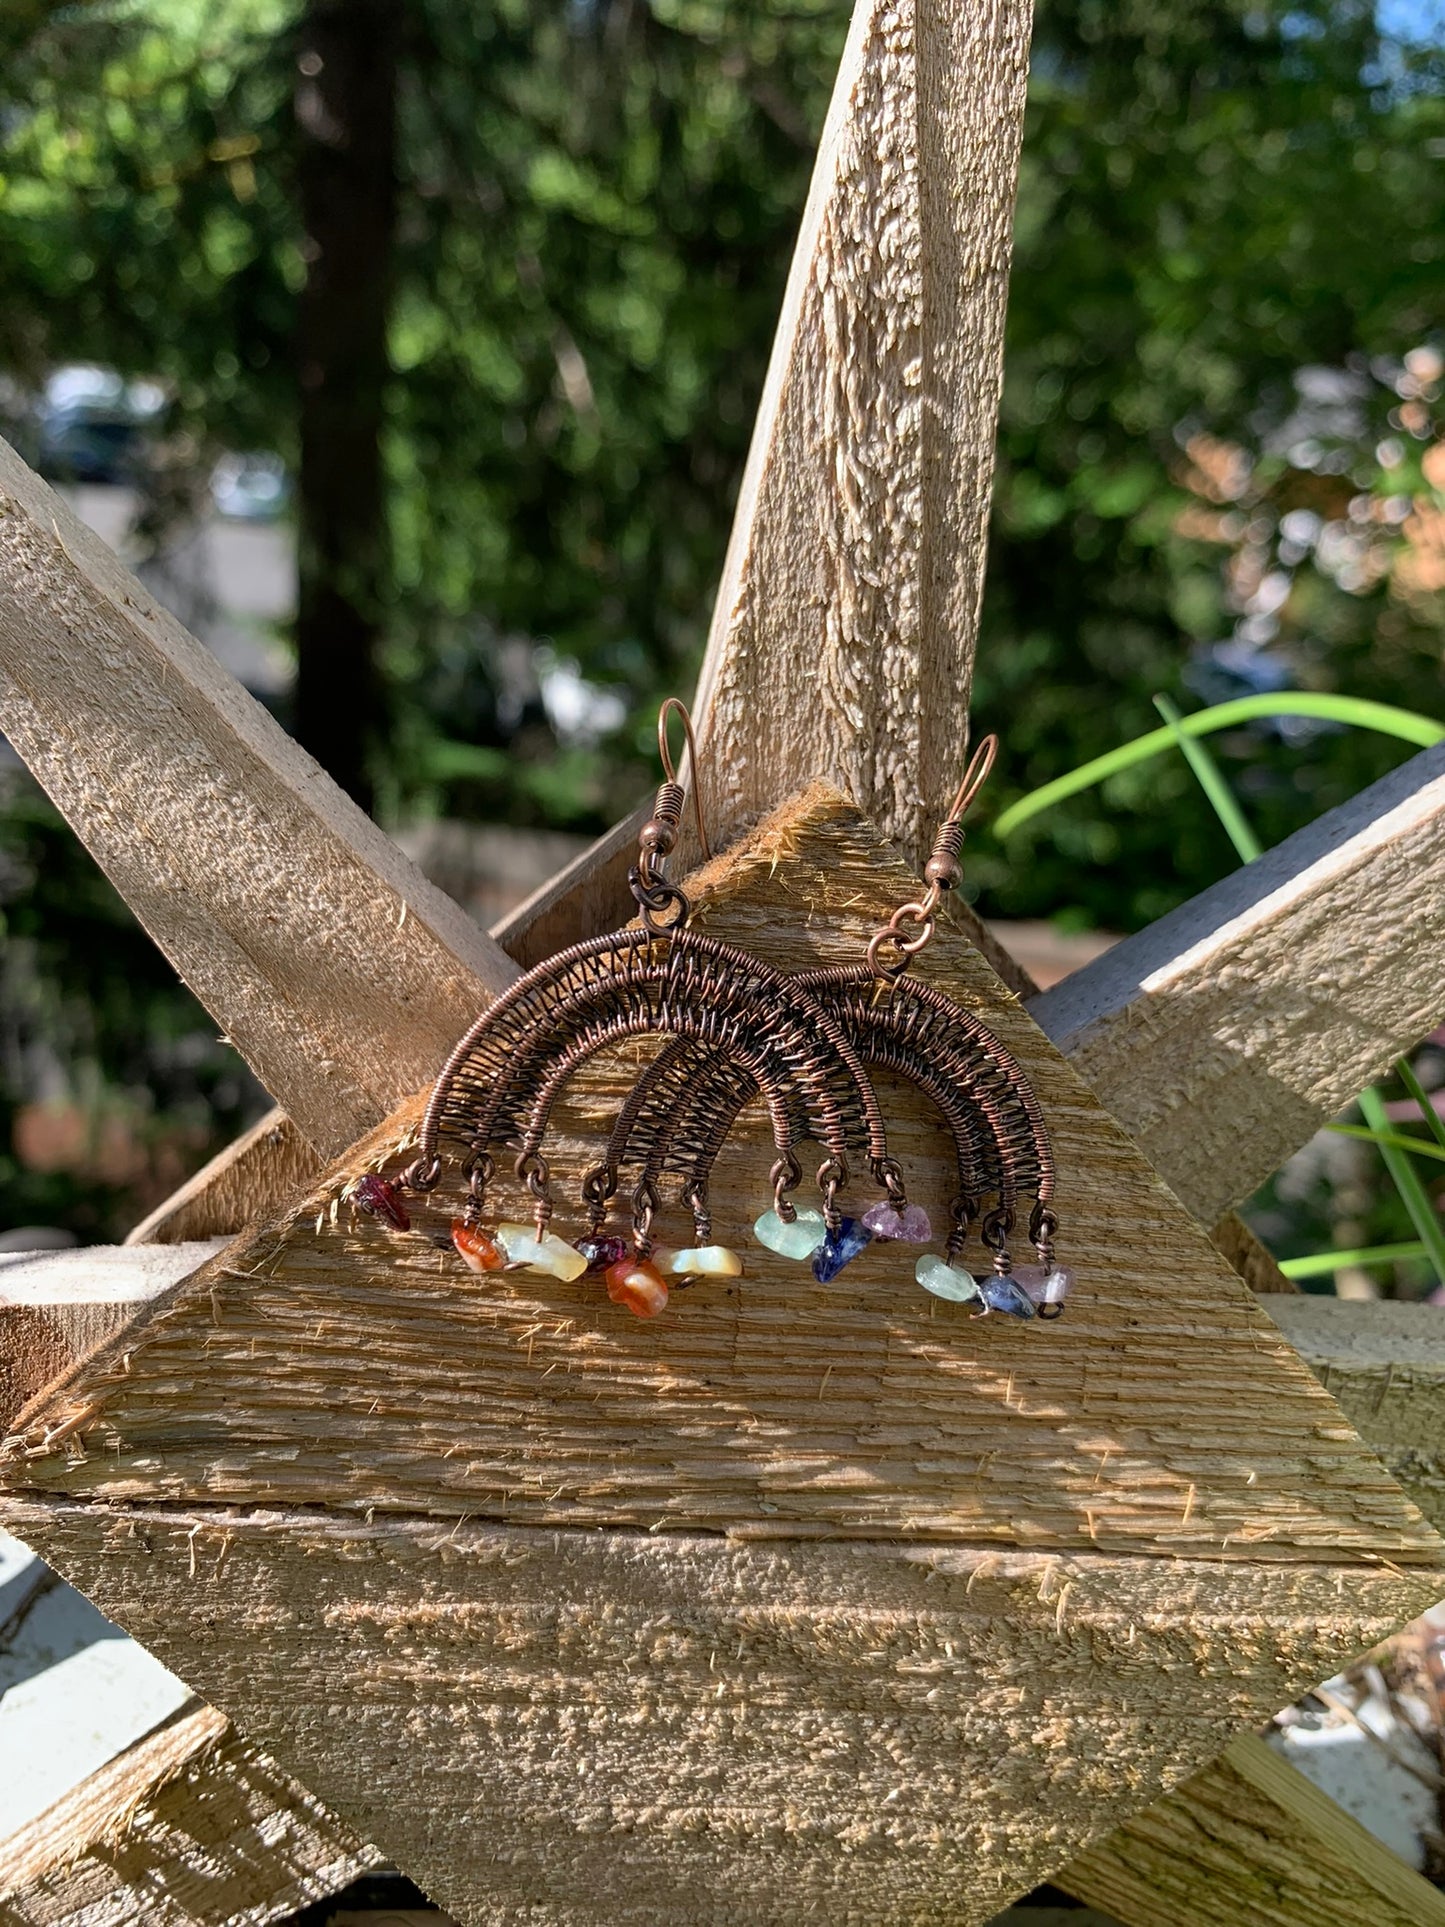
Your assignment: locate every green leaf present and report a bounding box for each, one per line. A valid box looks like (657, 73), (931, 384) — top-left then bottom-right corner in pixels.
(1355, 1086), (1445, 1289)
(995, 696), (1445, 838)
(1153, 693), (1263, 864)
(1278, 1242), (1429, 1279)
(1395, 1057), (1445, 1155)
(1326, 1122), (1445, 1165)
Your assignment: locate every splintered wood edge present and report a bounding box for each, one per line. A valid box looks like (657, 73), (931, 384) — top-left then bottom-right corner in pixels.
(0, 1697), (382, 1920)
(1034, 742), (1445, 1224)
(1059, 1730), (1445, 1927)
(0, 1242), (228, 1431)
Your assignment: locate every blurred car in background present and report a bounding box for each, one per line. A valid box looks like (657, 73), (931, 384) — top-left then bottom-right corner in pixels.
(31, 366), (289, 523)
(35, 364), (167, 485)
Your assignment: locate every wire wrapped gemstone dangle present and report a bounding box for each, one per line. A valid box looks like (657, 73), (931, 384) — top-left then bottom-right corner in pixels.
(598, 735), (1071, 1318)
(361, 701), (896, 1316)
(352, 707), (1067, 1326)
(806, 735), (1070, 1317)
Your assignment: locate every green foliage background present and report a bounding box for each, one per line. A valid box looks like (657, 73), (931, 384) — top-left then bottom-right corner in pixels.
(0, 0), (1442, 1256)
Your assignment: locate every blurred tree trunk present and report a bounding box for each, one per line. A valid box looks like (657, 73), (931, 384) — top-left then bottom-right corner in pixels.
(294, 0), (399, 812)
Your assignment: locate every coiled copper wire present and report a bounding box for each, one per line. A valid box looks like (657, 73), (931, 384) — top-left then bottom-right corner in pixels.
(409, 924), (885, 1234)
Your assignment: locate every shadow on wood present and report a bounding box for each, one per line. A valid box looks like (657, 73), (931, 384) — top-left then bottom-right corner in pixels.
(3, 791), (1440, 1924)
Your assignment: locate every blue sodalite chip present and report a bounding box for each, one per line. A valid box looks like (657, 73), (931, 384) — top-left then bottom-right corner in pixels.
(979, 1273), (1036, 1319)
(811, 1217), (873, 1283)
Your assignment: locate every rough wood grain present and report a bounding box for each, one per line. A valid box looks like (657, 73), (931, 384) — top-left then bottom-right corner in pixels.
(1032, 743), (1445, 1226)
(1059, 1730), (1445, 1927)
(1209, 1212), (1296, 1296)
(0, 1243), (224, 1429)
(1261, 1294), (1445, 1536)
(13, 1264), (1442, 1535)
(0, 1699), (381, 1927)
(0, 434), (514, 1157)
(6, 794), (1438, 1573)
(125, 1111), (321, 1248)
(4, 1499), (1435, 1927)
(691, 0), (1033, 868)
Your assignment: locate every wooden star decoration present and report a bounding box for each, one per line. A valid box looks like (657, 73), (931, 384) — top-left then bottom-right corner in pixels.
(2, 0), (1445, 1921)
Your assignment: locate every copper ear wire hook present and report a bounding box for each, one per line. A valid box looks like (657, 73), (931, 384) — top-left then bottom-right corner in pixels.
(865, 731), (1001, 978)
(657, 697), (711, 862)
(945, 733), (998, 825)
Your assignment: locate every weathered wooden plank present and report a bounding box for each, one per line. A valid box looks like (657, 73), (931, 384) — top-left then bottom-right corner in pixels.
(691, 0), (1033, 868)
(12, 1265), (1441, 1534)
(5, 1498), (1435, 1927)
(1209, 1212), (1296, 1295)
(1260, 1293), (1445, 1536)
(0, 434), (514, 1158)
(0, 1699), (381, 1927)
(0, 1243), (224, 1429)
(6, 794), (1436, 1570)
(1032, 743), (1445, 1226)
(1059, 1730), (1445, 1927)
(125, 1110), (320, 1248)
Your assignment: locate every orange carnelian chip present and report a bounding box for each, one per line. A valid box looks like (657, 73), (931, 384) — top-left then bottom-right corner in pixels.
(451, 1219), (506, 1273)
(604, 1257), (669, 1318)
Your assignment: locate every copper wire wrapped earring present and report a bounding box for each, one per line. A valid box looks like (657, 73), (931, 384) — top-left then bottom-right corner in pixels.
(356, 702), (910, 1317)
(354, 710), (1067, 1323)
(792, 738), (1070, 1318)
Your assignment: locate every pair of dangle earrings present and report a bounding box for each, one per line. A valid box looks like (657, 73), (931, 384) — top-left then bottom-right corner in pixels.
(354, 702), (1070, 1324)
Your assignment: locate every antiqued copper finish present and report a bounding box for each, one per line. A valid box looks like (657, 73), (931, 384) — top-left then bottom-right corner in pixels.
(604, 964), (1055, 1275)
(367, 713), (1064, 1319)
(397, 718), (894, 1256)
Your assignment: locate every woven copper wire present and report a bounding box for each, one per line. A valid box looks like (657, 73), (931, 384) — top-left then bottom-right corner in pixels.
(792, 964), (1056, 1265)
(518, 1014), (797, 1223)
(604, 1036), (887, 1211)
(586, 1035), (811, 1238)
(591, 951), (1056, 1267)
(632, 1041), (819, 1238)
(405, 924), (887, 1234)
(604, 967), (1040, 1265)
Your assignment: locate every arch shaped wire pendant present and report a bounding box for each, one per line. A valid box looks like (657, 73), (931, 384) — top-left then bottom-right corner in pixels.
(352, 708), (1070, 1322)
